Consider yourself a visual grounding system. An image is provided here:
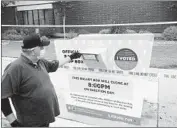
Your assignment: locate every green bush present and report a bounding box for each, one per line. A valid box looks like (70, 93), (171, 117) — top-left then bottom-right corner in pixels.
(4, 29), (19, 35)
(78, 29), (90, 34)
(124, 29), (137, 34)
(139, 30), (152, 34)
(99, 28), (111, 34)
(66, 30), (78, 39)
(20, 28), (35, 36)
(39, 27), (58, 37)
(99, 27), (137, 34)
(2, 29), (23, 40)
(2, 27), (60, 40)
(2, 33), (23, 40)
(162, 26), (177, 41)
(110, 27), (125, 34)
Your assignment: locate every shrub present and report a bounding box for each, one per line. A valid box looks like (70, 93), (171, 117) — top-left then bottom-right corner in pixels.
(78, 29), (90, 34)
(39, 27), (58, 37)
(66, 30), (78, 39)
(162, 26), (177, 41)
(2, 28), (23, 40)
(124, 29), (137, 34)
(139, 30), (152, 34)
(110, 26), (125, 34)
(2, 33), (23, 40)
(4, 29), (19, 35)
(99, 28), (111, 34)
(20, 28), (35, 36)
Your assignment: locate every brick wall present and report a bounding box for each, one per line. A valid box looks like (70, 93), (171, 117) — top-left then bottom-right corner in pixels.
(59, 1), (177, 33)
(53, 3), (63, 33)
(45, 9), (55, 25)
(1, 7), (16, 25)
(2, 1), (177, 33)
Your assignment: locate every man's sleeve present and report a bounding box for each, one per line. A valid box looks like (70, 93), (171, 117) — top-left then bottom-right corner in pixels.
(1, 64), (21, 99)
(41, 59), (59, 73)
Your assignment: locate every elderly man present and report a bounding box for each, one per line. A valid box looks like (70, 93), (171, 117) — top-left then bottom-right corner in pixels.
(1, 34), (82, 127)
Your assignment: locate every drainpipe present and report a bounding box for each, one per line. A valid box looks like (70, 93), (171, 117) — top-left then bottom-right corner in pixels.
(63, 7), (66, 40)
(14, 7), (18, 25)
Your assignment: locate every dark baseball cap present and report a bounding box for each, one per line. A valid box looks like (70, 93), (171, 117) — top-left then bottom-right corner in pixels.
(22, 34), (50, 49)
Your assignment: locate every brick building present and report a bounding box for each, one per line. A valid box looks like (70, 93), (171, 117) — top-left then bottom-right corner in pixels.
(2, 1), (177, 33)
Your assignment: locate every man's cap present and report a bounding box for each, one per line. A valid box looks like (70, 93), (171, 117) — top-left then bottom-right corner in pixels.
(22, 34), (50, 49)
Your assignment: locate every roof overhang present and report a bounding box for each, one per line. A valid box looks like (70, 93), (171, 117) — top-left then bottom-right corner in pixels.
(17, 3), (53, 11)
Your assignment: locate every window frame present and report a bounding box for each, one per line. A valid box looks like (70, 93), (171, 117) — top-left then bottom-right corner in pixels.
(18, 9), (54, 25)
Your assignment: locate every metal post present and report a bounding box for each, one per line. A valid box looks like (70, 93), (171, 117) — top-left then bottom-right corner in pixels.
(63, 15), (66, 40)
(14, 7), (18, 25)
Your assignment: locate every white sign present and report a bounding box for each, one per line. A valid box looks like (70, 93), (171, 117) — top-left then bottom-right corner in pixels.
(65, 73), (146, 125)
(53, 34), (157, 126)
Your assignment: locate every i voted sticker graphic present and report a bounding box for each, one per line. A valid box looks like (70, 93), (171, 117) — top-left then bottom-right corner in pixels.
(114, 48), (138, 70)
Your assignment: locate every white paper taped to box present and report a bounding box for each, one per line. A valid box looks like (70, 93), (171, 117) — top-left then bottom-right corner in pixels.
(80, 48), (108, 69)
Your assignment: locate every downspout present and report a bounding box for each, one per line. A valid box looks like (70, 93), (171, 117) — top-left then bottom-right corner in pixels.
(14, 7), (18, 25)
(63, 7), (66, 40)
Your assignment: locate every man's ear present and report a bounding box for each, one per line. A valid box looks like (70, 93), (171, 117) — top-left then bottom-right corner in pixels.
(31, 49), (36, 56)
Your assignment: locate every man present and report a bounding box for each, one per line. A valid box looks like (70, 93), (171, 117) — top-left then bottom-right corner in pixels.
(1, 34), (82, 127)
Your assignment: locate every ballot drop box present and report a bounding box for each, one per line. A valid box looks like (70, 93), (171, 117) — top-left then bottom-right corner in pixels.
(51, 34), (159, 127)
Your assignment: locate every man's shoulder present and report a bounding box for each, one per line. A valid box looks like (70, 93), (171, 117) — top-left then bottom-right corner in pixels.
(4, 58), (23, 72)
(10, 57), (23, 66)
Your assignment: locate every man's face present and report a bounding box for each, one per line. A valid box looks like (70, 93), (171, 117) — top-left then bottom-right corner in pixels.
(33, 46), (44, 57)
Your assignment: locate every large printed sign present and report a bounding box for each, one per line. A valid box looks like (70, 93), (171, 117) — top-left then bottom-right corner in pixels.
(53, 34), (158, 126)
(65, 73), (145, 125)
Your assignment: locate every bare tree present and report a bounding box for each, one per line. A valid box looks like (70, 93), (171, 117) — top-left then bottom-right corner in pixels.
(1, 1), (15, 7)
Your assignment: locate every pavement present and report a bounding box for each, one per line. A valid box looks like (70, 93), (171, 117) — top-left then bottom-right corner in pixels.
(1, 40), (57, 60)
(1, 117), (96, 127)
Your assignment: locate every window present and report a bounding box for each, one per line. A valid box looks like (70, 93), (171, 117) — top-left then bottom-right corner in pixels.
(17, 9), (54, 25)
